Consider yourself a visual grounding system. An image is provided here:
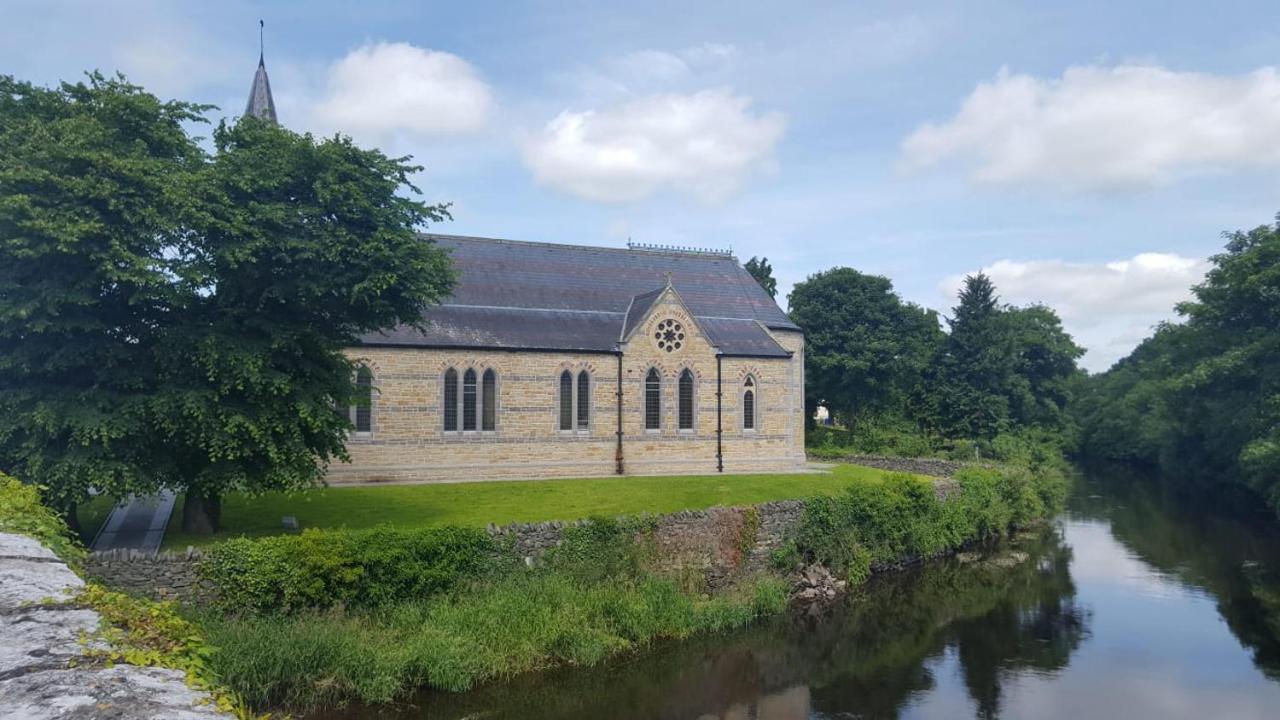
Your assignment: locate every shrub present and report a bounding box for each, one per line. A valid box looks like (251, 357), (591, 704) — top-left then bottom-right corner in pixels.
(543, 515), (657, 582)
(791, 462), (1068, 583)
(200, 525), (497, 613)
(0, 472), (85, 564)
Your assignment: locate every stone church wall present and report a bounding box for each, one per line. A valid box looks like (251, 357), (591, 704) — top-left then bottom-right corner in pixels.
(331, 294), (805, 484)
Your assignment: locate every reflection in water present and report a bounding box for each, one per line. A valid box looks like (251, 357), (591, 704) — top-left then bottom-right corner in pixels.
(313, 471), (1280, 720)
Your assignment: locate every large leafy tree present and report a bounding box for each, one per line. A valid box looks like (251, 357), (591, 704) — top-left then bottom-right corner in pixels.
(744, 256), (778, 298)
(0, 74), (454, 534)
(1077, 215), (1280, 515)
(0, 74), (206, 534)
(1000, 304), (1084, 432)
(788, 268), (943, 427)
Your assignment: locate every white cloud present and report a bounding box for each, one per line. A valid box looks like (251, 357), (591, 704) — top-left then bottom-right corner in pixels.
(939, 252), (1211, 372)
(520, 89), (785, 203)
(310, 42), (493, 143)
(902, 64), (1280, 189)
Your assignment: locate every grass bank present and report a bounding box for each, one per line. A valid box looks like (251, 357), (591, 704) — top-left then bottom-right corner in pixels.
(189, 459), (1069, 714)
(162, 466), (890, 548)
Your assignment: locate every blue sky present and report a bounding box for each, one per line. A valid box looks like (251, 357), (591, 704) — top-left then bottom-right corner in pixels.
(7, 0), (1280, 370)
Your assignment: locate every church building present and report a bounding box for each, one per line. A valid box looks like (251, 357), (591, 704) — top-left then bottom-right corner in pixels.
(245, 46), (806, 484)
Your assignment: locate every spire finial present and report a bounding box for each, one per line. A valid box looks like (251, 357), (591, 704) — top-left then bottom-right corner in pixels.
(245, 20), (278, 124)
(663, 271), (674, 288)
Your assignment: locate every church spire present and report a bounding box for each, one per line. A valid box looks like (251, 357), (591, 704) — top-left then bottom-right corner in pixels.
(244, 20), (278, 124)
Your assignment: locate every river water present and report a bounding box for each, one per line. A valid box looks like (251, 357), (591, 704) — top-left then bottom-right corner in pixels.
(320, 472), (1280, 719)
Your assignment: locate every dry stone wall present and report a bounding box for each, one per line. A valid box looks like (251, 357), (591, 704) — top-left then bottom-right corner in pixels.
(83, 548), (213, 604)
(90, 499), (812, 601)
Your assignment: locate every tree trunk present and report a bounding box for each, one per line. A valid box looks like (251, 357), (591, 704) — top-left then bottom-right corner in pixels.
(182, 490), (222, 535)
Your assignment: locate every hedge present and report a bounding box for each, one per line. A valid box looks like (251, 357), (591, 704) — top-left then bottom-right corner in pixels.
(788, 463), (1068, 581)
(199, 525), (497, 613)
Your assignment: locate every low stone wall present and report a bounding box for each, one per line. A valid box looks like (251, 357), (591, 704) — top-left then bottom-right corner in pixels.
(88, 479), (968, 602)
(823, 454), (976, 478)
(493, 499), (807, 588)
(83, 548), (214, 604)
(0, 533), (231, 719)
(92, 499), (812, 601)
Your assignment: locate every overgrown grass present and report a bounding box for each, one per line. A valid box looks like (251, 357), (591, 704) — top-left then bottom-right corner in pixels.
(197, 574), (789, 709)
(163, 466), (892, 548)
(193, 519), (789, 710)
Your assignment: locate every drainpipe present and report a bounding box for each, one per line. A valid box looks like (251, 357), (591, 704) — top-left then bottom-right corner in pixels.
(615, 350), (625, 474)
(716, 353), (724, 472)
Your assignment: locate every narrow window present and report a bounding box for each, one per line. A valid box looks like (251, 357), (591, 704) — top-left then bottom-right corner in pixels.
(559, 370), (573, 430)
(462, 368), (477, 431)
(576, 371), (590, 430)
(678, 369), (694, 430)
(353, 365), (373, 433)
(482, 369), (496, 431)
(443, 368), (458, 431)
(743, 377), (755, 431)
(645, 369), (661, 430)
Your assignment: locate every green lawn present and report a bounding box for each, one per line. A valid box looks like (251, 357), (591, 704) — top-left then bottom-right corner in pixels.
(162, 464), (903, 549)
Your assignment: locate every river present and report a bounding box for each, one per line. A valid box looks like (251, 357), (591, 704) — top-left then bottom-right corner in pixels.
(314, 471), (1280, 719)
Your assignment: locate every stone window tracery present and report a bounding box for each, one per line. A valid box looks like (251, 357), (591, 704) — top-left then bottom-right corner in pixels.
(654, 319), (684, 352)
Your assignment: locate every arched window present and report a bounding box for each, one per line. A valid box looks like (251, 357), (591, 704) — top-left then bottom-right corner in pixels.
(576, 371), (590, 430)
(559, 370), (574, 431)
(443, 368), (458, 431)
(482, 369), (496, 431)
(678, 369), (694, 431)
(462, 368), (477, 431)
(352, 365), (373, 433)
(645, 368), (661, 430)
(742, 376), (756, 431)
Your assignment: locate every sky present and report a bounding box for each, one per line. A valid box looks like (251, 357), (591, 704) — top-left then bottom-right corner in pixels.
(6, 0), (1280, 371)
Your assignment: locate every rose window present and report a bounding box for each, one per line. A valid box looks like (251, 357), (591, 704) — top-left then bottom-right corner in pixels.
(654, 319), (684, 352)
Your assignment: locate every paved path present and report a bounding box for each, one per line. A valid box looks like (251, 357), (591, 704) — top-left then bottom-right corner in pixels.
(90, 491), (177, 554)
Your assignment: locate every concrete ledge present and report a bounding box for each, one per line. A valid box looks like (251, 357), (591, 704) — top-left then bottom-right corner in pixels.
(0, 532), (232, 720)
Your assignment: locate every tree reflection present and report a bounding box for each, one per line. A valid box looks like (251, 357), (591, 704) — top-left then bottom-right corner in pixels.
(1077, 467), (1280, 680)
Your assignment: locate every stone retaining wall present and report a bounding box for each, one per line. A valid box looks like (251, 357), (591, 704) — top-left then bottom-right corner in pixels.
(83, 548), (214, 604)
(822, 454), (978, 478)
(86, 476), (957, 602)
(90, 498), (813, 601)
(0, 533), (231, 719)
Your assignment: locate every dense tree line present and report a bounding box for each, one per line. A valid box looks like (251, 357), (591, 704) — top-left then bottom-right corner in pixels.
(0, 73), (454, 534)
(1075, 216), (1280, 515)
(788, 267), (1083, 449)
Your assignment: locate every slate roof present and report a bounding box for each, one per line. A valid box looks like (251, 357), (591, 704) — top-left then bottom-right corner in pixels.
(362, 234), (799, 357)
